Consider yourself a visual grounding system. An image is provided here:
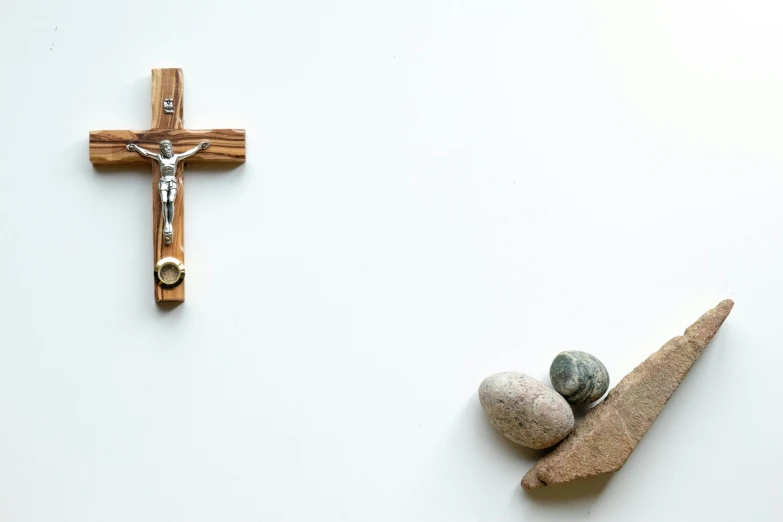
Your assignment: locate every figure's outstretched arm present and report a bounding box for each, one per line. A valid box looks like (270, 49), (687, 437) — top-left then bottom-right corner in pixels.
(127, 143), (159, 160)
(176, 141), (210, 161)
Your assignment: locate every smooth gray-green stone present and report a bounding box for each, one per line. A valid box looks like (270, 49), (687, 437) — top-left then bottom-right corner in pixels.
(549, 351), (610, 405)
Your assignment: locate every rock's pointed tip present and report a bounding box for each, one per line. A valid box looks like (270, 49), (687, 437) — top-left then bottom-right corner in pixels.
(704, 299), (734, 321)
(685, 299), (734, 339)
(718, 298), (735, 314)
(521, 470), (544, 490)
(714, 298), (735, 327)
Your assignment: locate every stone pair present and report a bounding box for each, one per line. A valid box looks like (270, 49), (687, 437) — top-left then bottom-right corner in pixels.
(479, 352), (610, 449)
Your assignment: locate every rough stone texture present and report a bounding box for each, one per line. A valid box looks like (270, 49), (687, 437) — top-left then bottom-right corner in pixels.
(550, 351), (610, 405)
(479, 372), (574, 449)
(522, 299), (734, 489)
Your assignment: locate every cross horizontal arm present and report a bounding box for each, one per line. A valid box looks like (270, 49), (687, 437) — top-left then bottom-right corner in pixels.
(89, 129), (245, 166)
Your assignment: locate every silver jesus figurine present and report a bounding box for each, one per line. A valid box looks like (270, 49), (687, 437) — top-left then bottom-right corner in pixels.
(127, 139), (209, 244)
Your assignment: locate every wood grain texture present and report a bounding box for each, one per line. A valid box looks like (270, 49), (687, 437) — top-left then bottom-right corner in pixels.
(88, 67), (246, 303)
(89, 129), (246, 166)
(152, 68), (184, 129)
(151, 68), (186, 302)
(153, 162), (186, 302)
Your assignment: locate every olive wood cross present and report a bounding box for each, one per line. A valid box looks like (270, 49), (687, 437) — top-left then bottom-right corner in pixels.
(89, 68), (246, 303)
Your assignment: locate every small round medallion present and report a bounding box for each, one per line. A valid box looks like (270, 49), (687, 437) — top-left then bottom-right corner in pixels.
(154, 257), (185, 289)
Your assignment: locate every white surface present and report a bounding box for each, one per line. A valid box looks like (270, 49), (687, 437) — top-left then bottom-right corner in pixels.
(0, 1), (779, 520)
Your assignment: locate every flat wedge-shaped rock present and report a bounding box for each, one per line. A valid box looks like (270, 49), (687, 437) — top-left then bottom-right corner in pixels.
(522, 299), (734, 490)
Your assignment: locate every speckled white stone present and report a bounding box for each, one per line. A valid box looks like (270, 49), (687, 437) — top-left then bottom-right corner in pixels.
(479, 372), (575, 449)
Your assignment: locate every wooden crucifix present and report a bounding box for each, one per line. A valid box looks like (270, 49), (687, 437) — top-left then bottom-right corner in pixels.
(89, 68), (246, 303)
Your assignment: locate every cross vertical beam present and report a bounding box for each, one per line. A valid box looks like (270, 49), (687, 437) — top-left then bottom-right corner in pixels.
(151, 68), (186, 302)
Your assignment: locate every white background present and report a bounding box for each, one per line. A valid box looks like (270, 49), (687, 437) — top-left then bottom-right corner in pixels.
(0, 1), (779, 520)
